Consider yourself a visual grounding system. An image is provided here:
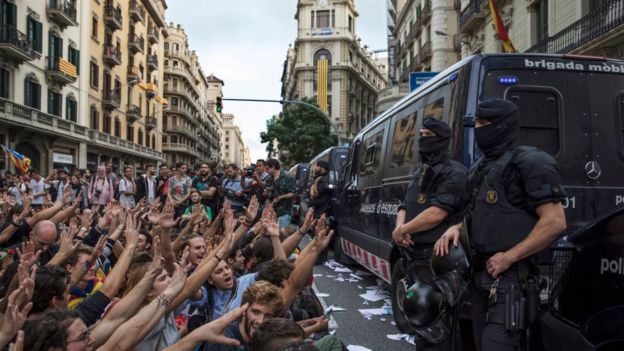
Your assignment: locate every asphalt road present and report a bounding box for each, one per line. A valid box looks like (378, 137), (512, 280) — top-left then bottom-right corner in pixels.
(312, 255), (416, 350)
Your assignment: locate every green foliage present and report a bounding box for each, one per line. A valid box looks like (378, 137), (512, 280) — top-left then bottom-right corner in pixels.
(260, 98), (337, 166)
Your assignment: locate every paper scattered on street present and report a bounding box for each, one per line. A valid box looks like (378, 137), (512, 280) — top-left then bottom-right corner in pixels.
(349, 273), (364, 280)
(335, 266), (354, 273)
(359, 289), (389, 302)
(313, 274), (324, 277)
(316, 293), (330, 297)
(347, 345), (373, 351)
(324, 305), (346, 313)
(387, 333), (416, 345)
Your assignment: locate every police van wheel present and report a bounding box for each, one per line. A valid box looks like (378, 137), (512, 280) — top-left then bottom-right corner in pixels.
(332, 234), (354, 266)
(391, 259), (416, 334)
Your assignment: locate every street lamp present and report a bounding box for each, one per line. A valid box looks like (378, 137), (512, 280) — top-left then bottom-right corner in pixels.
(281, 99), (343, 147)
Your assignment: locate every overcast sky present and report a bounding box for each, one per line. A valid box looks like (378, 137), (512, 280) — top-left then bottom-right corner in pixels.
(166, 1), (388, 163)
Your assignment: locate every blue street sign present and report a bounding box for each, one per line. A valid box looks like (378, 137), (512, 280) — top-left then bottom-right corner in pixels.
(409, 72), (439, 92)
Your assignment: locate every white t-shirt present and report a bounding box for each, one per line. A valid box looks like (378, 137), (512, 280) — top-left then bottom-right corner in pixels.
(118, 177), (136, 208)
(30, 178), (47, 205)
(146, 175), (156, 205)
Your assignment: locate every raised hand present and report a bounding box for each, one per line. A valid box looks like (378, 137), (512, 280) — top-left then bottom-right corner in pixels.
(57, 225), (80, 256)
(81, 209), (95, 228)
(88, 235), (108, 267)
(123, 213), (140, 246)
(16, 263), (36, 304)
(163, 263), (187, 299)
(243, 196), (259, 223)
(179, 245), (190, 268)
(191, 304), (249, 346)
(149, 235), (164, 272)
(315, 229), (334, 251)
(300, 209), (316, 233)
(314, 213), (327, 238)
(0, 287), (33, 345)
(159, 202), (179, 229)
(16, 241), (41, 269)
(262, 219), (280, 238)
(62, 185), (72, 205)
(190, 205), (204, 226)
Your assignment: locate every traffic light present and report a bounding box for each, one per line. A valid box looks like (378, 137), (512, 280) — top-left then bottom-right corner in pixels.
(216, 97), (223, 113)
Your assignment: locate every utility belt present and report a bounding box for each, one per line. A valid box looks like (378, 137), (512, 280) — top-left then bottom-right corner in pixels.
(473, 251), (540, 333)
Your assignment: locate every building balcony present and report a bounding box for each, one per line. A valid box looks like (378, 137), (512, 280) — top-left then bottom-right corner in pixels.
(129, 0), (145, 23)
(103, 45), (121, 67)
(126, 104), (141, 123)
(167, 105), (198, 126)
(527, 0), (624, 54)
(166, 125), (199, 141)
(162, 143), (200, 158)
(128, 34), (144, 54)
(103, 91), (121, 110)
(460, 0), (487, 32)
(146, 116), (157, 130)
(147, 54), (158, 71)
(421, 42), (432, 60)
(148, 26), (159, 44)
(89, 129), (163, 161)
(0, 98), (89, 141)
(143, 0), (166, 28)
(104, 5), (122, 31)
(128, 65), (140, 83)
(46, 0), (78, 29)
(45, 56), (77, 85)
(0, 25), (40, 63)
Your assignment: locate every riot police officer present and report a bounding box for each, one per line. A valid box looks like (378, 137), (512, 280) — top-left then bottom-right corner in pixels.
(393, 117), (468, 350)
(434, 99), (567, 351)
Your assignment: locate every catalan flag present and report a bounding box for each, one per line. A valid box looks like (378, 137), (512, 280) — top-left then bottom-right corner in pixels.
(1, 145), (31, 174)
(489, 0), (516, 53)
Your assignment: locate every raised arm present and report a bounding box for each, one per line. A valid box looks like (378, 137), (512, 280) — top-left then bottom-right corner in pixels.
(280, 216), (333, 314)
(0, 195), (31, 244)
(282, 209), (315, 256)
(98, 213), (138, 298)
(97, 264), (187, 351)
(50, 191), (81, 225)
(91, 253), (162, 348)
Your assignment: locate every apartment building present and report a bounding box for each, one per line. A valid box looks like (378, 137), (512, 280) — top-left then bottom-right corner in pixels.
(221, 113), (245, 167)
(162, 23), (220, 166)
(86, 0), (168, 172)
(0, 0), (89, 173)
(281, 0), (388, 142)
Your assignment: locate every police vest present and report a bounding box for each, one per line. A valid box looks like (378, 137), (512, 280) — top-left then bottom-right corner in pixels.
(405, 160), (458, 245)
(470, 147), (539, 254)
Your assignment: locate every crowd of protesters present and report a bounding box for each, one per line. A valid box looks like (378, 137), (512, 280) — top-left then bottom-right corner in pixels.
(0, 158), (344, 351)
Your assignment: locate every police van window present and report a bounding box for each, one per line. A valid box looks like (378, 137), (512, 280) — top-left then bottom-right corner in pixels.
(390, 112), (417, 169)
(423, 97), (444, 119)
(359, 129), (384, 176)
(506, 88), (560, 156)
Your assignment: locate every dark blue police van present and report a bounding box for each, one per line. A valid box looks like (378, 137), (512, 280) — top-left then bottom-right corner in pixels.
(298, 147), (347, 224)
(335, 54), (624, 350)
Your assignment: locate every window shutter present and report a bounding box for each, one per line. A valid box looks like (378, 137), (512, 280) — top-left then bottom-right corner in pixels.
(36, 21), (43, 52)
(8, 2), (17, 26)
(24, 80), (31, 107)
(47, 90), (53, 114)
(48, 31), (54, 59)
(35, 84), (41, 109)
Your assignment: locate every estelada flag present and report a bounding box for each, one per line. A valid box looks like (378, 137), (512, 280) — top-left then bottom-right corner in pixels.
(1, 145), (31, 174)
(489, 0), (517, 53)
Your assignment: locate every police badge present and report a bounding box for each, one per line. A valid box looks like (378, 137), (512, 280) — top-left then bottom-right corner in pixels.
(486, 190), (498, 204)
(418, 194), (426, 205)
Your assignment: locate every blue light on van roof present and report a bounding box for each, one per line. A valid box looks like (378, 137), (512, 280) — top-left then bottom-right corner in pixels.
(448, 72), (458, 83)
(497, 76), (518, 85)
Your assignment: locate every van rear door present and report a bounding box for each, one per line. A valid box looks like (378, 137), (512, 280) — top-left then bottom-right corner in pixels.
(586, 70), (624, 215)
(479, 56), (620, 232)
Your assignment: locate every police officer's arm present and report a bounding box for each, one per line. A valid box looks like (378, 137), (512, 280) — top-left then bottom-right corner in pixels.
(487, 203), (566, 278)
(434, 222), (464, 256)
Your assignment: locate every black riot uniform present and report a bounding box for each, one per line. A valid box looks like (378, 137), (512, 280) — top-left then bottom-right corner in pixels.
(468, 99), (566, 351)
(397, 118), (468, 351)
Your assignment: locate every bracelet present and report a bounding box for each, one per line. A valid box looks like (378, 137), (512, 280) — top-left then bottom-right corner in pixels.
(80, 227), (89, 232)
(156, 294), (171, 309)
(214, 253), (223, 261)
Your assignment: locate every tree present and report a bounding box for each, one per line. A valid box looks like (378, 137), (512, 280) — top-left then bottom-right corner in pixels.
(260, 98), (337, 166)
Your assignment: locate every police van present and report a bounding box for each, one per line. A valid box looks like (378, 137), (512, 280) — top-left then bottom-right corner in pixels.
(289, 163), (309, 225)
(335, 54), (624, 347)
(298, 147), (347, 223)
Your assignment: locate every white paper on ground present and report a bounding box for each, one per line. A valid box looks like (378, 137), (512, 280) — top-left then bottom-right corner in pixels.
(334, 266), (353, 273)
(324, 305), (346, 313)
(316, 293), (329, 297)
(349, 273), (364, 280)
(359, 290), (389, 302)
(358, 308), (387, 316)
(313, 274), (323, 277)
(387, 333), (409, 341)
(347, 346), (372, 351)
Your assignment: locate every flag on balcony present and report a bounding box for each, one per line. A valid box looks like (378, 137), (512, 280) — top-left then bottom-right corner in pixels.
(488, 0), (516, 53)
(1, 145), (31, 174)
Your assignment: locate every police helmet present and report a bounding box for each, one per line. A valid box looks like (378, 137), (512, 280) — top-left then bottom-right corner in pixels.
(399, 279), (452, 343)
(430, 238), (472, 306)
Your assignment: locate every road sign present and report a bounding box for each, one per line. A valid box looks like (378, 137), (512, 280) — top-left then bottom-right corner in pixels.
(409, 72), (439, 92)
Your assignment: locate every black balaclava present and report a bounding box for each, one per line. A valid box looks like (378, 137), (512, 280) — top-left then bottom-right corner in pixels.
(417, 117), (452, 164)
(474, 99), (520, 159)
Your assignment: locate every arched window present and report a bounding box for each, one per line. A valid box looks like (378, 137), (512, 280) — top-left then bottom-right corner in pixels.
(314, 49), (332, 66)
